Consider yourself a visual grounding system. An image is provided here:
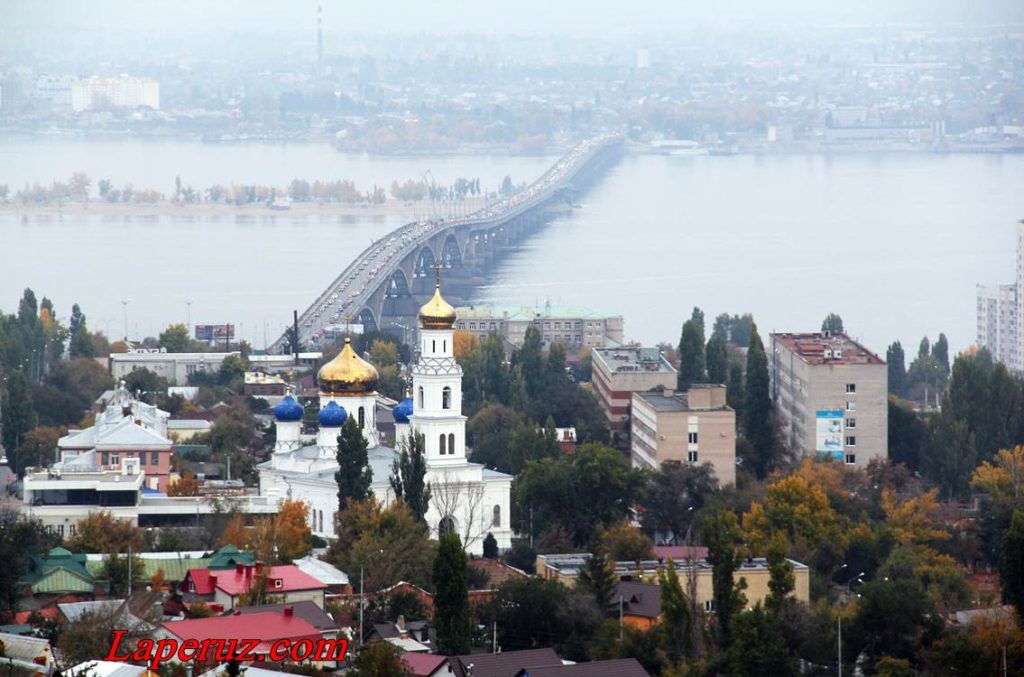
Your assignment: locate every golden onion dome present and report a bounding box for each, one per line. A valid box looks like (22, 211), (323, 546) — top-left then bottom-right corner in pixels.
(317, 337), (379, 395)
(418, 283), (457, 330)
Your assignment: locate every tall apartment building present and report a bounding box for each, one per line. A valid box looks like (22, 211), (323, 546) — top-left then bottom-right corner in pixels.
(72, 76), (160, 112)
(977, 220), (1024, 372)
(630, 384), (736, 485)
(591, 346), (677, 427)
(769, 332), (887, 467)
(455, 304), (623, 350)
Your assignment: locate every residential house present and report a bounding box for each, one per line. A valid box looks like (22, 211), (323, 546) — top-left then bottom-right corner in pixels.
(209, 562), (327, 610)
(403, 653), (449, 677)
(0, 632), (55, 671)
(157, 611), (330, 664)
(610, 581), (661, 629)
(522, 659), (649, 676)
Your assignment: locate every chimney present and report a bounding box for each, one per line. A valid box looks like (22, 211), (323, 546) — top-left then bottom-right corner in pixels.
(283, 605), (294, 617)
(245, 564), (253, 578)
(236, 563), (244, 575)
(255, 561), (264, 576)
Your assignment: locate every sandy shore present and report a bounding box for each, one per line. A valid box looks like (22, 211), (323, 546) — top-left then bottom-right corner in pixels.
(0, 199), (490, 220)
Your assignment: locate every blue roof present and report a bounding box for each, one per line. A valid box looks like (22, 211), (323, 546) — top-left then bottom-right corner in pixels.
(274, 395), (304, 422)
(318, 401), (347, 427)
(393, 397), (414, 423)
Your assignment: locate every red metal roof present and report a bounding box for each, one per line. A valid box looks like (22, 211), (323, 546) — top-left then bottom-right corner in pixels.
(184, 569), (216, 596)
(213, 565), (326, 596)
(403, 653), (448, 676)
(162, 611), (321, 651)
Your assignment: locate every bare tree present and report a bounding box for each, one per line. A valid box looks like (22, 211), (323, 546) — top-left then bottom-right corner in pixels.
(429, 472), (487, 552)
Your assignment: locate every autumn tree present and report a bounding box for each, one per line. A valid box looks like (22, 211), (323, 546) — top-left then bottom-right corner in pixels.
(168, 473), (201, 496)
(390, 430), (431, 524)
(597, 520), (654, 562)
(219, 514), (248, 548)
(249, 500), (312, 564)
(66, 511), (145, 554)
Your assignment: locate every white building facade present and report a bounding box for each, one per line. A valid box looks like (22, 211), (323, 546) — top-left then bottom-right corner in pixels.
(977, 220), (1024, 372)
(259, 279), (512, 556)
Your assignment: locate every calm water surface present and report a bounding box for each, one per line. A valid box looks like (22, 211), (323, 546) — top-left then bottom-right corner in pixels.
(2, 139), (1022, 355)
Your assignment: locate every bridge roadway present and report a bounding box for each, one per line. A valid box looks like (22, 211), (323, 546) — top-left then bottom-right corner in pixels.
(270, 134), (623, 354)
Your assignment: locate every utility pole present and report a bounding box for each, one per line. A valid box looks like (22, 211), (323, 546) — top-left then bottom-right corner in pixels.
(121, 300), (129, 342)
(492, 621), (497, 653)
(837, 610), (842, 677)
(358, 567), (364, 648)
(128, 545), (133, 597)
(619, 595), (624, 641)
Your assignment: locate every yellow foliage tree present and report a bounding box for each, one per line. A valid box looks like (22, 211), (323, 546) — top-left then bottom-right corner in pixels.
(881, 488), (950, 545)
(971, 445), (1024, 508)
(453, 331), (478, 360)
(67, 511), (145, 554)
(219, 514), (248, 549)
(167, 473), (201, 497)
(273, 499), (313, 563)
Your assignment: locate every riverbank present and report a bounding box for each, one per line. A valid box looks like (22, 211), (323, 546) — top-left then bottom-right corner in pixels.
(0, 199), (488, 220)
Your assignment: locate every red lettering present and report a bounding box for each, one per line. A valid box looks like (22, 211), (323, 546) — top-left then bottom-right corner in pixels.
(177, 638), (200, 662)
(313, 638), (349, 661)
(195, 638), (219, 663)
(214, 639), (239, 662)
(289, 639), (314, 662)
(149, 639), (177, 670)
(269, 640), (290, 662)
(235, 639), (261, 662)
(103, 630), (134, 661)
(131, 639), (154, 664)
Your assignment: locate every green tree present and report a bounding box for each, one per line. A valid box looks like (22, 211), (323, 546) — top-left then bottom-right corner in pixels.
(158, 323), (191, 352)
(932, 333), (950, 383)
(706, 335), (729, 384)
(515, 326), (545, 399)
(432, 532), (471, 654)
(849, 578), (936, 669)
(0, 508), (50, 623)
(577, 544), (615, 611)
(659, 558), (695, 663)
(336, 417), (372, 510)
(677, 318), (706, 390)
(765, 532), (794, 615)
(1000, 509), (1024, 621)
(102, 550), (146, 596)
(467, 404), (522, 469)
(887, 341), (907, 397)
(702, 509), (747, 648)
(888, 397), (925, 471)
(482, 533), (498, 558)
(742, 324), (777, 478)
(729, 603), (794, 676)
(351, 641), (411, 677)
(821, 313), (844, 333)
(2, 369), (36, 454)
(641, 461), (717, 543)
(390, 430), (431, 524)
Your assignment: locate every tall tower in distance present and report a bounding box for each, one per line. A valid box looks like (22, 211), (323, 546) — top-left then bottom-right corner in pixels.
(317, 5), (323, 78)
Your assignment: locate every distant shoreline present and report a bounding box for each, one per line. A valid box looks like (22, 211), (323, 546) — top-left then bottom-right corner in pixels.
(0, 200), (452, 220)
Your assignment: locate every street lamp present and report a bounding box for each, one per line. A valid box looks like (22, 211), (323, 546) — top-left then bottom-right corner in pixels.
(836, 564), (864, 677)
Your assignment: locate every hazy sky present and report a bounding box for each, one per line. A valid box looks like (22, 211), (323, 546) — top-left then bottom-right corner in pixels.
(7, 0), (1024, 39)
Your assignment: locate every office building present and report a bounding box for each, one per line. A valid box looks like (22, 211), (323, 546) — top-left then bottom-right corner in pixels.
(454, 304), (623, 350)
(977, 220), (1024, 372)
(591, 346), (676, 426)
(769, 331), (888, 467)
(110, 349), (240, 386)
(630, 384), (736, 485)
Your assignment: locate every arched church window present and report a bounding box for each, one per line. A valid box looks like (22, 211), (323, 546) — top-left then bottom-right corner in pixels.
(439, 434), (447, 455)
(432, 340), (436, 353)
(318, 510), (323, 533)
(439, 516), (456, 537)
(442, 386), (451, 409)
(448, 433), (455, 454)
(358, 406), (365, 429)
(492, 504), (501, 527)
(418, 386), (424, 409)
(444, 340), (447, 353)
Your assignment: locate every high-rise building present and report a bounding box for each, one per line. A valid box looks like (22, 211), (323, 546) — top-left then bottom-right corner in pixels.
(769, 332), (888, 467)
(977, 220), (1024, 372)
(591, 346), (677, 428)
(71, 76), (159, 112)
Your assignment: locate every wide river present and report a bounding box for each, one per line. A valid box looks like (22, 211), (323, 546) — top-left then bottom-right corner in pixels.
(2, 138), (1022, 357)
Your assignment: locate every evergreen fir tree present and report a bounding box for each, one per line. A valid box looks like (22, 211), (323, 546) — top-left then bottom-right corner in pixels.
(742, 324), (775, 479)
(432, 532), (471, 655)
(677, 319), (706, 390)
(336, 416), (371, 512)
(390, 430), (431, 524)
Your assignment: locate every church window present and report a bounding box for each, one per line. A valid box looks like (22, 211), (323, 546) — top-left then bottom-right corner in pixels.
(318, 510), (323, 532)
(449, 433), (455, 454)
(432, 340), (436, 352)
(358, 406), (365, 429)
(492, 505), (501, 527)
(440, 434), (447, 455)
(442, 386), (452, 409)
(444, 340), (447, 352)
(439, 516), (456, 537)
(418, 386), (424, 409)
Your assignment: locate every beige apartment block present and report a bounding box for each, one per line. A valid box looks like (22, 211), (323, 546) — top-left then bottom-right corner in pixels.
(455, 304), (624, 350)
(770, 332), (888, 467)
(591, 346), (677, 426)
(630, 384), (736, 485)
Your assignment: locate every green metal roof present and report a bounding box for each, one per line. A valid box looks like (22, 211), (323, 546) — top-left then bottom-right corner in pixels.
(31, 567), (95, 594)
(207, 545), (254, 570)
(85, 557), (211, 582)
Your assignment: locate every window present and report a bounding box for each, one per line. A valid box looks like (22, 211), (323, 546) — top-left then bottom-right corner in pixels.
(111, 454), (120, 466)
(318, 510), (324, 533)
(688, 432), (698, 445)
(688, 451), (699, 463)
(439, 516), (455, 537)
(440, 434), (447, 455)
(58, 524), (65, 537)
(449, 433), (455, 455)
(704, 600), (715, 612)
(845, 453), (857, 465)
(846, 418), (856, 429)
(442, 386), (452, 409)
(846, 383), (856, 393)
(151, 451), (159, 466)
(845, 436), (856, 447)
(470, 322), (476, 330)
(358, 406), (365, 429)
(576, 322), (582, 329)
(443, 340), (447, 352)
(418, 386), (424, 409)
(102, 452), (109, 466)
(492, 505), (501, 527)
(140, 453), (147, 466)
(846, 401), (856, 412)
(274, 579), (283, 589)
(432, 340), (436, 352)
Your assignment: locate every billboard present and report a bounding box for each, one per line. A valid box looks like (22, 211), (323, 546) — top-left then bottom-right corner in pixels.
(195, 324), (235, 342)
(816, 409), (844, 460)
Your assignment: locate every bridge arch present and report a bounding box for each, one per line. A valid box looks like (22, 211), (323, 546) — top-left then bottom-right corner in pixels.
(441, 234), (462, 269)
(386, 269), (412, 299)
(357, 308), (378, 333)
(414, 246), (437, 278)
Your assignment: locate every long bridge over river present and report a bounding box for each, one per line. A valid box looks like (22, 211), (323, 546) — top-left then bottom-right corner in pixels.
(270, 134), (624, 353)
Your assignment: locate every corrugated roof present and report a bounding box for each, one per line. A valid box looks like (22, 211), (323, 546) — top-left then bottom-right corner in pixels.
(0, 631), (53, 663)
(293, 556), (350, 586)
(85, 557), (210, 582)
(454, 648), (562, 677)
(31, 568), (95, 594)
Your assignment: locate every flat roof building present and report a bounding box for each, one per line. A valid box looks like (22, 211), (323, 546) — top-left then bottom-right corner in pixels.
(631, 384), (736, 486)
(111, 349), (240, 386)
(455, 304), (623, 350)
(770, 331), (887, 467)
(591, 346), (676, 431)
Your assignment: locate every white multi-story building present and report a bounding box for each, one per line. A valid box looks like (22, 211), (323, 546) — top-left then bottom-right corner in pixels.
(111, 350), (240, 385)
(259, 277), (512, 556)
(977, 220), (1024, 372)
(71, 76), (159, 112)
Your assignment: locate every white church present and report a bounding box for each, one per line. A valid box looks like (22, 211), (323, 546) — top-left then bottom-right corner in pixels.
(259, 279), (513, 556)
